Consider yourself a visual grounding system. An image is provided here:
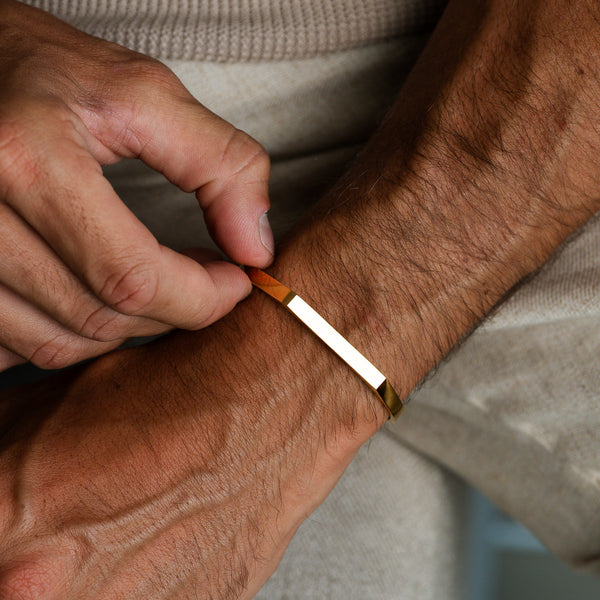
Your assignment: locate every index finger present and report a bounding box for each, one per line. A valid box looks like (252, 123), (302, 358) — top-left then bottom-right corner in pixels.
(6, 137), (251, 329)
(105, 65), (274, 267)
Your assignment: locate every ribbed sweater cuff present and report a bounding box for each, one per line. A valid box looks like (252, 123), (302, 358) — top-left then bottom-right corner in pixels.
(23, 0), (446, 61)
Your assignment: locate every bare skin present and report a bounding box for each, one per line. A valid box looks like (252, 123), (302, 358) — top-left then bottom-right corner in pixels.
(1, 0), (600, 598)
(0, 0), (274, 372)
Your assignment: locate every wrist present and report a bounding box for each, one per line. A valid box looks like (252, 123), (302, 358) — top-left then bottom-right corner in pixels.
(265, 228), (394, 428)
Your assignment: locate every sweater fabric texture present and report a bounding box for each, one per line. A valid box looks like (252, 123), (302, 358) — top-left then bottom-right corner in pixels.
(22, 0), (446, 61)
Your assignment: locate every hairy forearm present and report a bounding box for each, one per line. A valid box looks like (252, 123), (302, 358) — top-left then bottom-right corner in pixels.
(272, 0), (600, 413)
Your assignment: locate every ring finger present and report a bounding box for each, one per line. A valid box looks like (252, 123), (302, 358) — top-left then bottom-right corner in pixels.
(0, 283), (125, 371)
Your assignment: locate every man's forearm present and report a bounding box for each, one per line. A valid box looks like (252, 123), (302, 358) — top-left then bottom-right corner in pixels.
(268, 0), (600, 423)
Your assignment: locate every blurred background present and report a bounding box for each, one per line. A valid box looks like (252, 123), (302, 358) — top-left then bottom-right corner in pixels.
(467, 489), (600, 600)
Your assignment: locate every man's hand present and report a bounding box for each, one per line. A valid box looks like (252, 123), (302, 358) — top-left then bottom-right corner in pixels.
(2, 0), (600, 598)
(0, 0), (274, 372)
(0, 285), (385, 600)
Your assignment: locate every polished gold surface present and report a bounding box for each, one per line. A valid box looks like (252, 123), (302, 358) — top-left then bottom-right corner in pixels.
(377, 380), (404, 421)
(246, 267), (293, 303)
(247, 268), (404, 420)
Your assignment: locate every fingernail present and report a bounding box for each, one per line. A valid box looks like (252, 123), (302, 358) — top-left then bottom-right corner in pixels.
(259, 212), (275, 256)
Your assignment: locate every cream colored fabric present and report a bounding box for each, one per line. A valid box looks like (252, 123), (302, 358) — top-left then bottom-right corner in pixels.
(22, 0), (447, 61)
(392, 215), (600, 573)
(257, 432), (468, 600)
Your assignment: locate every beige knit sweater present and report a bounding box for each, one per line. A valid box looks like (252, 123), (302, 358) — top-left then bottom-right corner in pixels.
(22, 0), (446, 61)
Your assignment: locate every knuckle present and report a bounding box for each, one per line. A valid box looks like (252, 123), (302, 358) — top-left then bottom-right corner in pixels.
(196, 298), (220, 329)
(186, 299), (220, 331)
(116, 56), (182, 99)
(77, 305), (132, 342)
(219, 129), (270, 182)
(0, 102), (90, 200)
(48, 143), (99, 181)
(0, 117), (38, 197)
(29, 335), (81, 370)
(96, 257), (160, 315)
(189, 284), (220, 330)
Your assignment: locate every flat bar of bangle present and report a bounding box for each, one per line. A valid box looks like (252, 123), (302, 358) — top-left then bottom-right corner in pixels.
(247, 268), (404, 420)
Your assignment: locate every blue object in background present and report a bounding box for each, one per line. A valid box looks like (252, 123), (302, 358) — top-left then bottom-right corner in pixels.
(466, 489), (600, 600)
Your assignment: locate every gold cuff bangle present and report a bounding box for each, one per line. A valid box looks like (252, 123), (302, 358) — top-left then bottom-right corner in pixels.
(246, 268), (404, 421)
